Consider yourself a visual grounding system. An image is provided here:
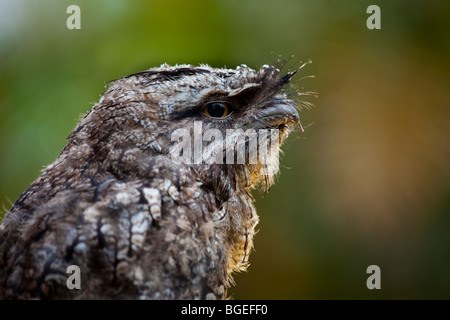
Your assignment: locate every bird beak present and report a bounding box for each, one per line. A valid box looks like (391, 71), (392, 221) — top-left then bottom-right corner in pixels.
(259, 103), (303, 132)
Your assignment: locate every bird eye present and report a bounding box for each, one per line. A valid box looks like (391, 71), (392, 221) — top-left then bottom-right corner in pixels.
(202, 102), (232, 119)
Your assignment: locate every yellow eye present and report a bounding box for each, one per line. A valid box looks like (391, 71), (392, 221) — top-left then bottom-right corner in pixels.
(202, 102), (232, 118)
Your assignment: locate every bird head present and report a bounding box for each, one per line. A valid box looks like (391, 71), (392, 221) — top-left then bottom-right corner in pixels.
(68, 63), (306, 199)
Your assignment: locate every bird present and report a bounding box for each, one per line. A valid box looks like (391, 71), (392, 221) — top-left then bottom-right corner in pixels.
(0, 63), (304, 299)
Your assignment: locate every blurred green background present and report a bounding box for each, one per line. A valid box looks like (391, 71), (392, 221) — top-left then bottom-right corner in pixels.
(1, 0), (449, 299)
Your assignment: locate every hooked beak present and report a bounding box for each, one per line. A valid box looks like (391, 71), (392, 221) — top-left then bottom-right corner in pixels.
(257, 103), (303, 132)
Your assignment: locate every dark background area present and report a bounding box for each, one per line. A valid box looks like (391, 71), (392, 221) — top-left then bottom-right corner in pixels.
(1, 0), (449, 299)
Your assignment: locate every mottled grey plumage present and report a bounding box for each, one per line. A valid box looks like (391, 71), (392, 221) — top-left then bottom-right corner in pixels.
(0, 63), (302, 299)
